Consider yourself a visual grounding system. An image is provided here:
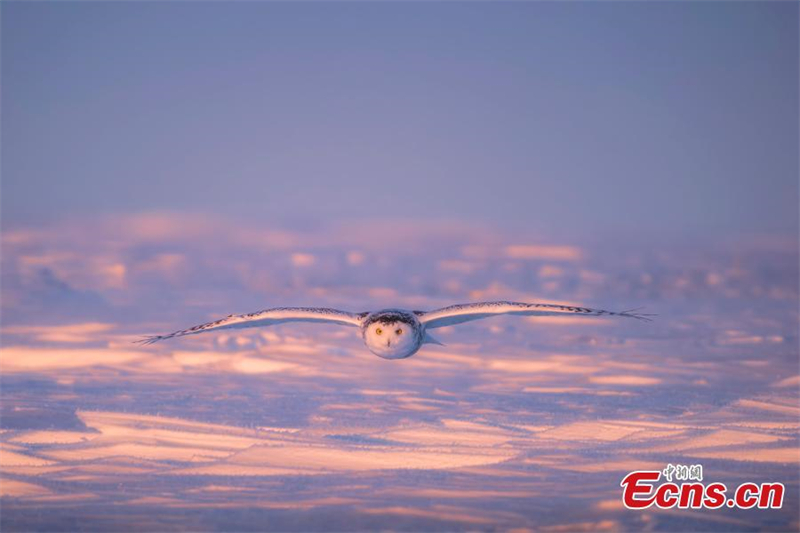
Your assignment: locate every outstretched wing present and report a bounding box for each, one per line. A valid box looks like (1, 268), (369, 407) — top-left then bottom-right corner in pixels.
(138, 307), (364, 344)
(420, 301), (654, 329)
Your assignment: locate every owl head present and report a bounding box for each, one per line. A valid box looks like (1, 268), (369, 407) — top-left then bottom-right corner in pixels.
(362, 310), (422, 359)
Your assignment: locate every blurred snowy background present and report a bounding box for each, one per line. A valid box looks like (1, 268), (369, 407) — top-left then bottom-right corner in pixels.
(2, 214), (797, 531)
(2, 2), (798, 531)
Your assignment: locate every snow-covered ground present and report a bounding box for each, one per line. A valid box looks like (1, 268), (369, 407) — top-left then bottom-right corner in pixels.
(2, 213), (798, 531)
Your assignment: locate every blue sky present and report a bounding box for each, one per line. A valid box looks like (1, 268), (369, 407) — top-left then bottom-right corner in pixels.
(3, 2), (797, 239)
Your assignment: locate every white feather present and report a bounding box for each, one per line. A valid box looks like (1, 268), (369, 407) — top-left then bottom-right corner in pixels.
(138, 307), (362, 344)
(419, 301), (653, 329)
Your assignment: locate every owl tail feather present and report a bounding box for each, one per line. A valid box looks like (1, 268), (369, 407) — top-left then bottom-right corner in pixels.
(423, 332), (445, 346)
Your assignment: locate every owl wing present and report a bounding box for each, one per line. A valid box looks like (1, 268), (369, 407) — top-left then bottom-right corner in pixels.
(137, 307), (364, 344)
(419, 301), (654, 329)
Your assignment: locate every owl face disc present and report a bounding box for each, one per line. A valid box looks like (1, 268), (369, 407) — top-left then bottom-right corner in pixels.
(361, 309), (423, 359)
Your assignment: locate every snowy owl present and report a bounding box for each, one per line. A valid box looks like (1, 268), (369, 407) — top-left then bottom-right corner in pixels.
(139, 301), (652, 359)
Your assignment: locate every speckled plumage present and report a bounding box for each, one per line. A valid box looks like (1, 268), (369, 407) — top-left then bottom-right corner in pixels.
(139, 301), (653, 359)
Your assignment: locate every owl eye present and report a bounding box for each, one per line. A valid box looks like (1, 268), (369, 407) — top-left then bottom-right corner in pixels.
(395, 328), (403, 335)
(375, 328), (383, 335)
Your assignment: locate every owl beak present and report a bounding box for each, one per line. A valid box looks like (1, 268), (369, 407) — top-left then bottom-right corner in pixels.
(387, 339), (391, 347)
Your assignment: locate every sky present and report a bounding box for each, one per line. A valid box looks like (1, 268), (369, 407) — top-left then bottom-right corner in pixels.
(1, 3), (799, 531)
(2, 1), (798, 239)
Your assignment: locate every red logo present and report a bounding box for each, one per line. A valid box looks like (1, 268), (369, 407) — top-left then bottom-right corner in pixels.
(621, 465), (784, 510)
